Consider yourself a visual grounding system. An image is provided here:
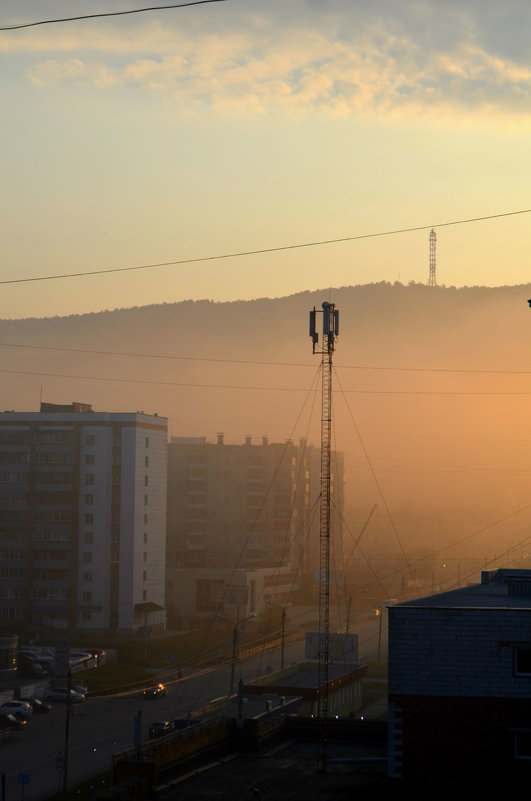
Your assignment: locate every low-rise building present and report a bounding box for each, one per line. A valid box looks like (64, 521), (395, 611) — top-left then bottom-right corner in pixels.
(388, 568), (531, 784)
(166, 565), (298, 623)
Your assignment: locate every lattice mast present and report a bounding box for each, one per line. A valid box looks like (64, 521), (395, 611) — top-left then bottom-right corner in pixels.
(429, 228), (437, 286)
(309, 301), (339, 770)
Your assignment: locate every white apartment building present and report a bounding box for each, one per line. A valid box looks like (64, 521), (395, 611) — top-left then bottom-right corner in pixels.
(0, 402), (167, 636)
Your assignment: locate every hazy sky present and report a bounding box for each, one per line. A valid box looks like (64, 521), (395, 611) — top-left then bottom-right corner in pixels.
(1, 0), (531, 319)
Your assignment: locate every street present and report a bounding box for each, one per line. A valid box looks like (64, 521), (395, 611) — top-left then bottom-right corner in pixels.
(0, 614), (385, 801)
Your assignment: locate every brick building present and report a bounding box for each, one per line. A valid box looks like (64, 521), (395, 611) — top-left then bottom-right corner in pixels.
(388, 568), (531, 784)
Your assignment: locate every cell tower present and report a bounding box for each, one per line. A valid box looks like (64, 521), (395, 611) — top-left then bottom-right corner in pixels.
(309, 300), (339, 771)
(428, 228), (437, 286)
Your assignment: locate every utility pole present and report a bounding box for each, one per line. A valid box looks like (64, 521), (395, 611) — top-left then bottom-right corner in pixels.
(309, 300), (339, 772)
(280, 608), (286, 670)
(230, 624), (238, 697)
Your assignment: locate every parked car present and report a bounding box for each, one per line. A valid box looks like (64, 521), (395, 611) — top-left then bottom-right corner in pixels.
(45, 688), (85, 703)
(22, 662), (48, 677)
(46, 681), (88, 697)
(148, 720), (175, 738)
(0, 701), (32, 719)
(142, 684), (167, 699)
(20, 697), (52, 714)
(0, 713), (27, 731)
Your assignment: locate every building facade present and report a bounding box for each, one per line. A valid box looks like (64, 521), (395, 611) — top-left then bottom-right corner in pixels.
(166, 434), (344, 580)
(388, 568), (531, 785)
(0, 402), (167, 636)
(166, 565), (299, 623)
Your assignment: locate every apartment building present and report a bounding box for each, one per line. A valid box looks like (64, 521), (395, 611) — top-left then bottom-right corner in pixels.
(166, 434), (344, 580)
(0, 402), (167, 636)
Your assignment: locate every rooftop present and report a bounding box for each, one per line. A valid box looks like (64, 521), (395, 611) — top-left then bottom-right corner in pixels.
(244, 662), (365, 696)
(396, 569), (531, 610)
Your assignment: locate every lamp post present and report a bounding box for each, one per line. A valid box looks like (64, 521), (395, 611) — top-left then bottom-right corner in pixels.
(377, 608), (383, 663)
(215, 613), (255, 696)
(62, 668), (73, 792)
(265, 601), (286, 670)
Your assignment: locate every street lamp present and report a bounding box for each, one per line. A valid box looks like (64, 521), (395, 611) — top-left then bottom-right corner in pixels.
(215, 613), (255, 696)
(377, 608), (383, 663)
(265, 601), (286, 670)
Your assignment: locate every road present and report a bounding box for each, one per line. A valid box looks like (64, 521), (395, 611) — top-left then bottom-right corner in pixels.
(0, 615), (384, 801)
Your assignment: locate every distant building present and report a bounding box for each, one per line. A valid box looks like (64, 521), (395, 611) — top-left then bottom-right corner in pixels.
(166, 565), (298, 623)
(166, 434), (344, 583)
(0, 403), (167, 636)
(388, 569), (531, 784)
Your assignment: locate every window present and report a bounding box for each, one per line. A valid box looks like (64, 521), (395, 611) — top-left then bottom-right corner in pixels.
(84, 513), (94, 524)
(85, 454), (94, 465)
(143, 552), (147, 562)
(84, 532), (93, 544)
(83, 572), (92, 582)
(143, 570), (147, 581)
(144, 514), (148, 524)
(143, 533), (148, 543)
(515, 730), (531, 759)
(514, 647), (531, 676)
(82, 591), (92, 603)
(86, 435), (95, 446)
(143, 590), (147, 601)
(144, 495), (148, 506)
(145, 438), (149, 448)
(144, 475), (149, 487)
(81, 610), (92, 622)
(83, 552), (93, 564)
(84, 494), (94, 505)
(145, 456), (149, 468)
(85, 474), (94, 485)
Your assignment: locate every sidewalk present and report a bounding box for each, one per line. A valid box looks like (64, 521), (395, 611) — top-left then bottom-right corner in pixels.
(360, 694), (388, 720)
(359, 677), (388, 720)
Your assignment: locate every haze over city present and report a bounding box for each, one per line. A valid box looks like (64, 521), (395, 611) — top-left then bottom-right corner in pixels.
(1, 4), (531, 796)
(1, 0), (531, 571)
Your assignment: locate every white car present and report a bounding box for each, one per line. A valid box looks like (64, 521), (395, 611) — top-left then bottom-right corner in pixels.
(44, 688), (85, 703)
(0, 700), (32, 719)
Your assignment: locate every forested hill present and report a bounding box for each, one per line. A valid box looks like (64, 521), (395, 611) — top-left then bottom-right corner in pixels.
(1, 282), (530, 531)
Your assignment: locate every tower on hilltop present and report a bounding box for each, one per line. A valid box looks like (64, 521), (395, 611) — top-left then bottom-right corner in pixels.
(428, 229), (437, 286)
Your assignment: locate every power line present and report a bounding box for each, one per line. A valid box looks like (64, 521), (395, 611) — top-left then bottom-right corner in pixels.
(346, 503), (531, 597)
(0, 367), (310, 392)
(3, 340), (531, 377)
(0, 1), (228, 31)
(334, 367), (415, 580)
(1, 208), (530, 286)
(0, 341), (311, 368)
(3, 366), (531, 394)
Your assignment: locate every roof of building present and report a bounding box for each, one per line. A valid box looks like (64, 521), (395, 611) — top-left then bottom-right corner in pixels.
(244, 661), (366, 697)
(394, 569), (531, 611)
(0, 406), (167, 425)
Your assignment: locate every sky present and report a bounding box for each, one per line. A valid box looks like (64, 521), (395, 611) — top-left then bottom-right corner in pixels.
(1, 0), (531, 320)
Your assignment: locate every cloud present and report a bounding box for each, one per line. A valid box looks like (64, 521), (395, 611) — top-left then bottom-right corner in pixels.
(29, 57), (118, 87)
(12, 2), (531, 125)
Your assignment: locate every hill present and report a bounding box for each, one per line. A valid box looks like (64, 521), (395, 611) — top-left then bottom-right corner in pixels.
(1, 281), (531, 556)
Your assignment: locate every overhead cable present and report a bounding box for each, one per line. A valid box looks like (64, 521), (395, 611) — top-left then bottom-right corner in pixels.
(1, 208), (530, 285)
(0, 1), (228, 31)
